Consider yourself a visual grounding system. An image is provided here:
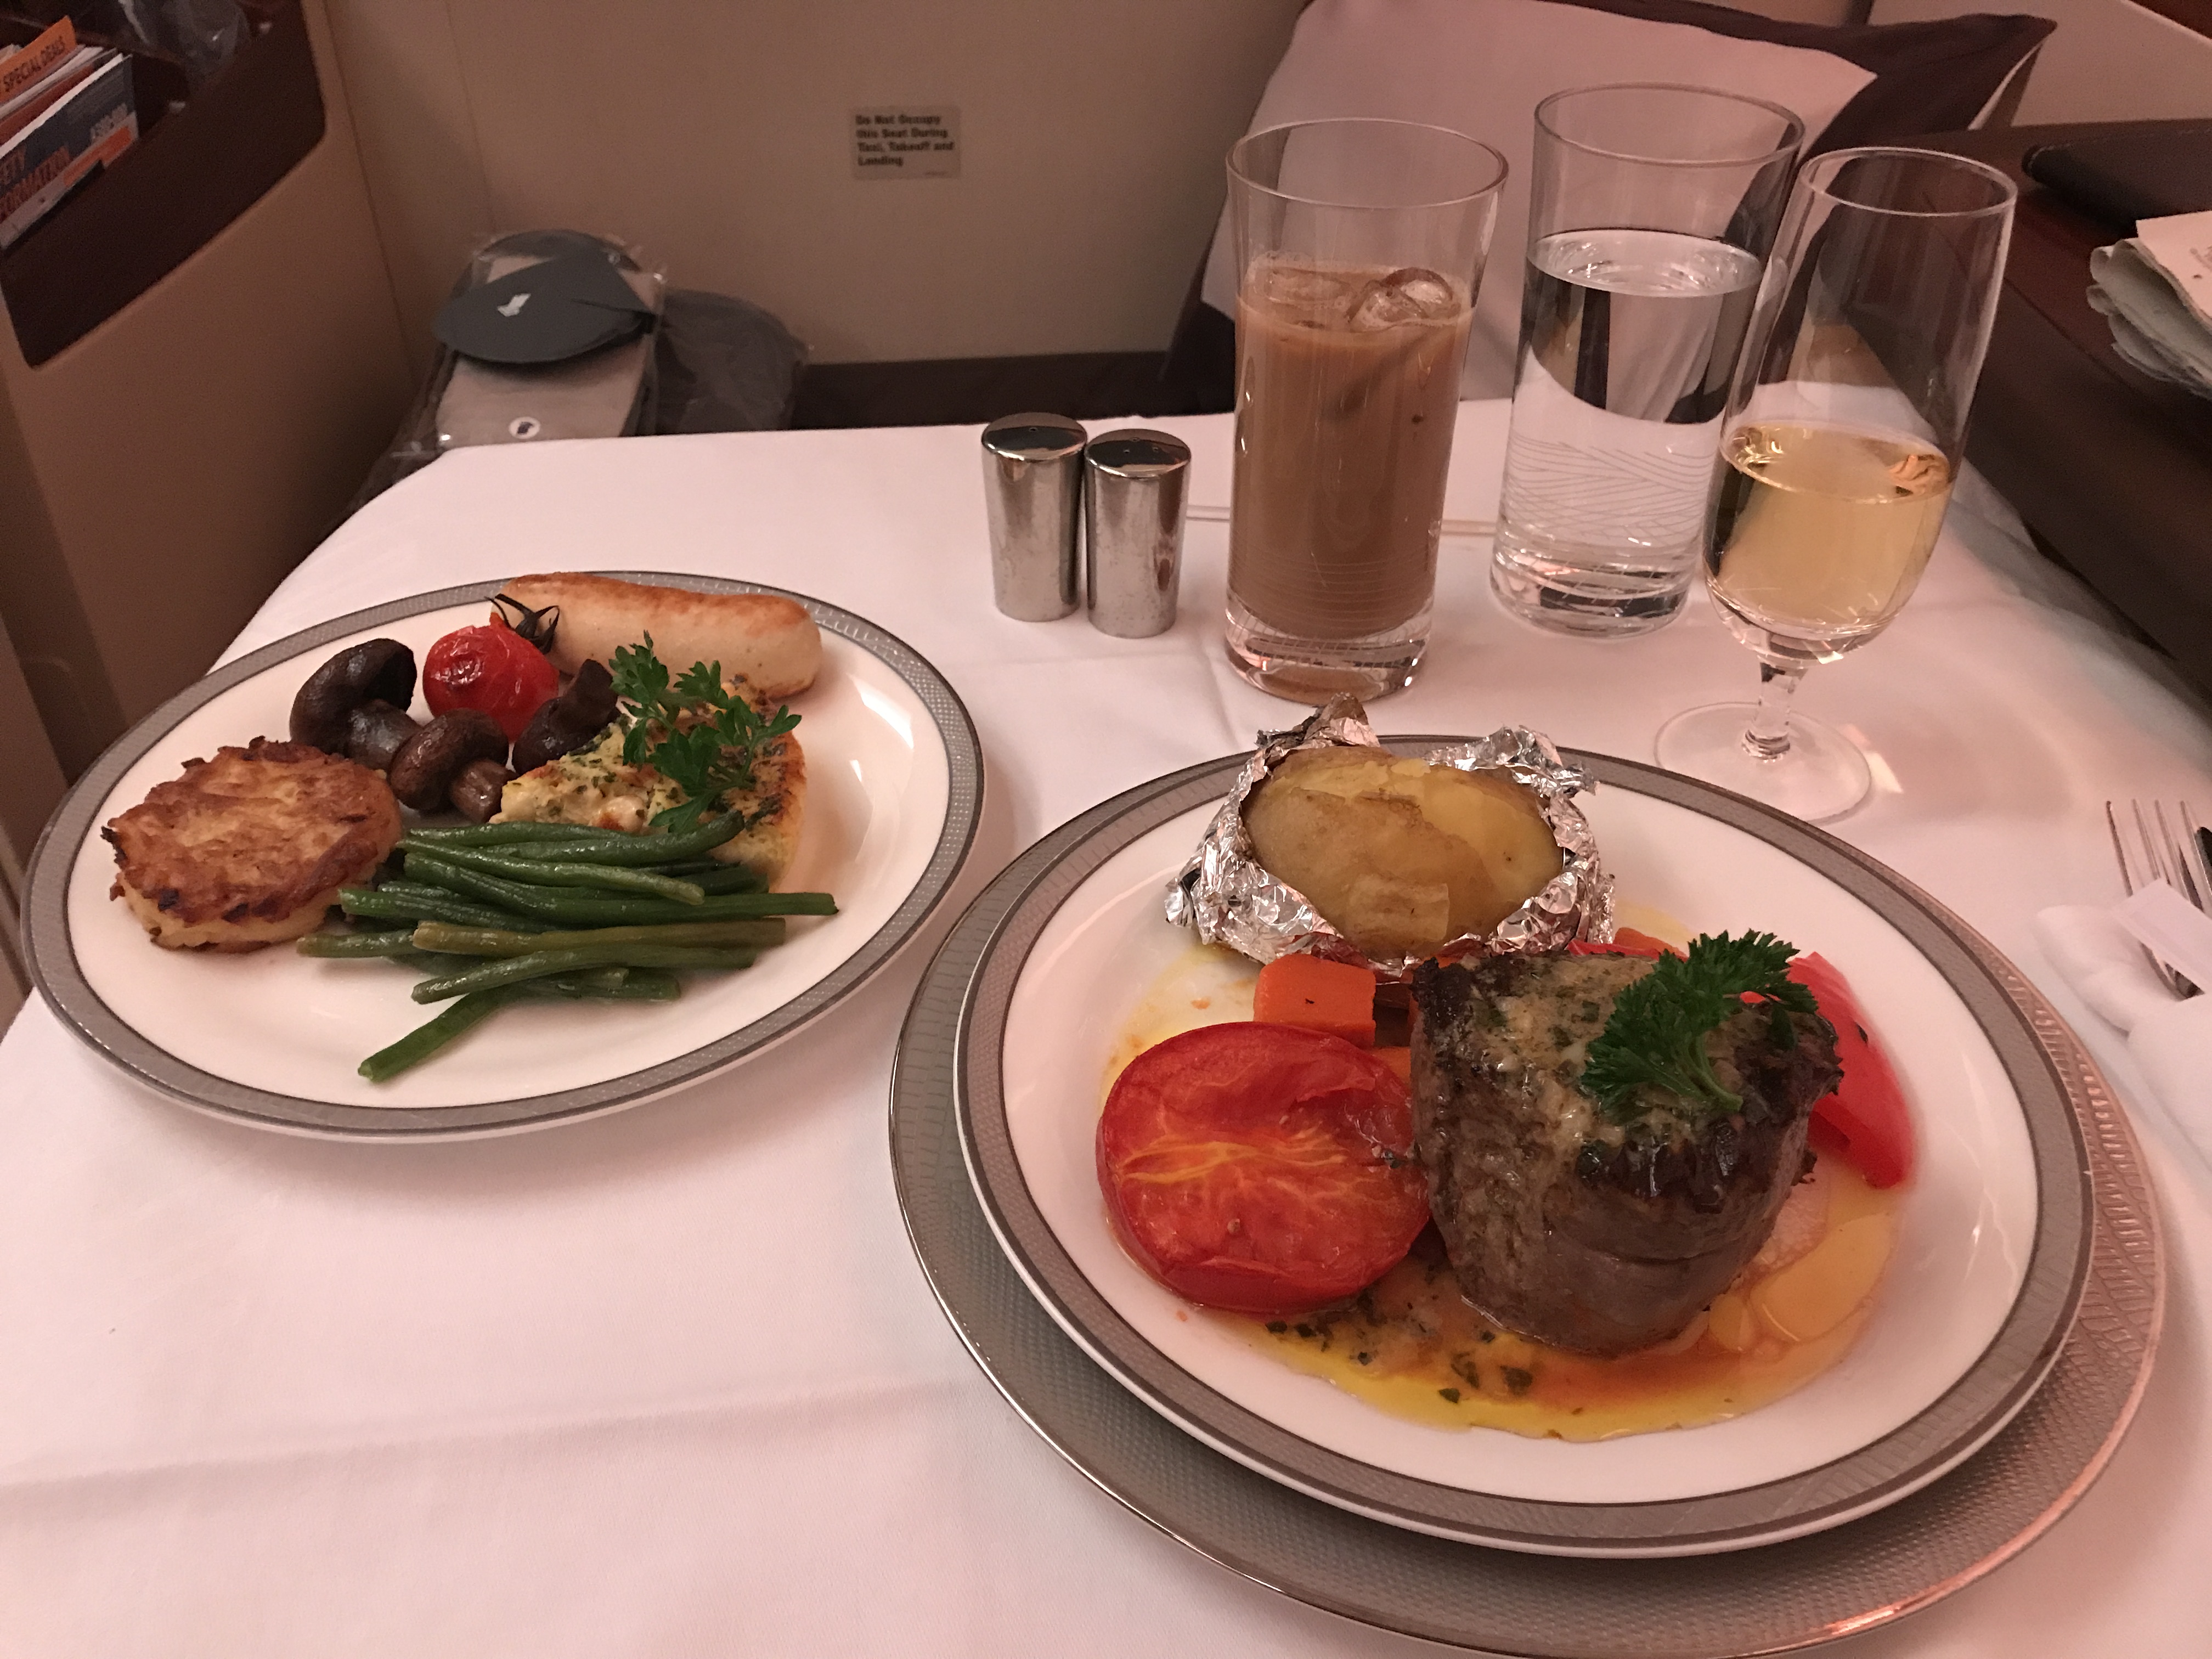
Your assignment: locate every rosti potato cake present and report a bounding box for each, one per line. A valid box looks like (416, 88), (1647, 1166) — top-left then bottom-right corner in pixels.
(104, 738), (404, 951)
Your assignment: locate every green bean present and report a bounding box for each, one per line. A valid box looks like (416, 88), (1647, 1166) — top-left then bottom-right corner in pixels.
(522, 966), (682, 1002)
(531, 918), (783, 951)
(374, 879), (458, 899)
(402, 822), (640, 848)
(397, 839), (706, 904)
(357, 949), (712, 1081)
(493, 808), (749, 867)
(374, 879), (537, 913)
(699, 891), (830, 916)
(600, 966), (680, 998)
(411, 944), (760, 1003)
(411, 918), (787, 957)
(295, 933), (446, 972)
(360, 985), (533, 1081)
(297, 931), (433, 959)
(399, 853), (582, 916)
(629, 860), (772, 894)
(342, 909), (415, 933)
(357, 965), (696, 1081)
(512, 891), (830, 927)
(685, 864), (769, 895)
(531, 965), (631, 995)
(497, 891), (830, 928)
(402, 852), (831, 926)
(339, 885), (551, 933)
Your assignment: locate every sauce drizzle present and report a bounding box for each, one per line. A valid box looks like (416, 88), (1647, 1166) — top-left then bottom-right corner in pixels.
(1107, 939), (1903, 1441)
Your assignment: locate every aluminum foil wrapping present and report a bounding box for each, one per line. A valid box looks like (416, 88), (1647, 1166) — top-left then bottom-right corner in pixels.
(1164, 695), (1613, 977)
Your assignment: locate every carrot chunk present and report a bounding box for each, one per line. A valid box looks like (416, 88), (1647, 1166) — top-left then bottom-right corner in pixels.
(1252, 953), (1377, 1047)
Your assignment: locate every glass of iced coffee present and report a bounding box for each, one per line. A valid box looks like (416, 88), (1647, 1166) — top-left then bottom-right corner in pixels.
(1225, 120), (1508, 701)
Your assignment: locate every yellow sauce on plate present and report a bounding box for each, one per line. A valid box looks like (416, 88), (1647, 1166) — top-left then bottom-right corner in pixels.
(1212, 1155), (1895, 1440)
(1106, 939), (1903, 1441)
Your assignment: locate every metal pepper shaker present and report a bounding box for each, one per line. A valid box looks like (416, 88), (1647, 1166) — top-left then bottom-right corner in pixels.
(981, 412), (1087, 621)
(1084, 428), (1190, 638)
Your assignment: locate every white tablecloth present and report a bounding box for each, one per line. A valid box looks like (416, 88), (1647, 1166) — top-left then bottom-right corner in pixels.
(4, 405), (2208, 1657)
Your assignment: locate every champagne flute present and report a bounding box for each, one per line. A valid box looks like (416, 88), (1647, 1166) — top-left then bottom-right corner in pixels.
(1655, 148), (2016, 822)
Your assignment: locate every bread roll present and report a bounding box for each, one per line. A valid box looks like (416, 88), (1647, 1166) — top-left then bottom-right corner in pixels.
(498, 573), (821, 701)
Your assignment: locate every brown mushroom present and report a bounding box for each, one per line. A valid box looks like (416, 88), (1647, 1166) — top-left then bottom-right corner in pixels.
(345, 700), (421, 774)
(386, 709), (509, 813)
(290, 640), (417, 753)
(511, 659), (618, 774)
(449, 758), (512, 823)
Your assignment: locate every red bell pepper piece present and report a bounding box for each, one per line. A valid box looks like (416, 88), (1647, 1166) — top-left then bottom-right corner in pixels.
(1791, 953), (1914, 1188)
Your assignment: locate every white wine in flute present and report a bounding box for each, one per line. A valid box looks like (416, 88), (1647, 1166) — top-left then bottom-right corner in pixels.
(1706, 422), (1953, 663)
(1659, 148), (2013, 822)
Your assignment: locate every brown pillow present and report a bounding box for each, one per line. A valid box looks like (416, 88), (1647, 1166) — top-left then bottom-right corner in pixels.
(1562, 0), (2053, 150)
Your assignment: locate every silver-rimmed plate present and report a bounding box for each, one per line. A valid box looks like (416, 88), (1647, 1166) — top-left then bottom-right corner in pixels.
(28, 575), (982, 1139)
(890, 751), (2162, 1641)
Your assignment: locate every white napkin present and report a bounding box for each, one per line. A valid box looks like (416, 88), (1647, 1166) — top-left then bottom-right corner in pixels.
(2035, 899), (2212, 1174)
(2135, 209), (2212, 330)
(2089, 215), (2212, 396)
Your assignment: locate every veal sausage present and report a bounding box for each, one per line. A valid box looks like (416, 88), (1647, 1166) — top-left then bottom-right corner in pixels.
(496, 573), (822, 702)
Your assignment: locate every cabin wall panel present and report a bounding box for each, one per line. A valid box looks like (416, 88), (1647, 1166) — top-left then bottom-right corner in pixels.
(324, 0), (1307, 368)
(0, 0), (413, 755)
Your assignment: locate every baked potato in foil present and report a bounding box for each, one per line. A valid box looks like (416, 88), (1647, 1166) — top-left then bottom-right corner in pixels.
(1164, 696), (1611, 976)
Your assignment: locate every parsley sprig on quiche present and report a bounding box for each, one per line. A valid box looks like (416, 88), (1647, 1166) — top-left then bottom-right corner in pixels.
(608, 636), (800, 832)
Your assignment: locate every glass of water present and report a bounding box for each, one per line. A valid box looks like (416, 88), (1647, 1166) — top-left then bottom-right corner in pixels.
(1490, 85), (1804, 636)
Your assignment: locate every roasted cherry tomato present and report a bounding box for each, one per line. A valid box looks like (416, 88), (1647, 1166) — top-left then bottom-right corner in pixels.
(422, 622), (558, 743)
(1097, 1023), (1429, 1316)
(1791, 953), (1914, 1188)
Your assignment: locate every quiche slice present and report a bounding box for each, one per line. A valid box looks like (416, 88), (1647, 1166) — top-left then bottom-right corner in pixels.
(495, 723), (805, 885)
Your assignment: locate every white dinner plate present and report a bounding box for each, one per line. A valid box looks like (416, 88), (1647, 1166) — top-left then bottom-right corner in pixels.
(939, 746), (2095, 1556)
(25, 575), (981, 1138)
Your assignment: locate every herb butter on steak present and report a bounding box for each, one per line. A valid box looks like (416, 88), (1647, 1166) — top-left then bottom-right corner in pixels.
(1408, 950), (1841, 1357)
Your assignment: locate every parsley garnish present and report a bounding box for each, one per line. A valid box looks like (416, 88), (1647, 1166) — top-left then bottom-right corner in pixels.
(607, 634), (799, 832)
(1580, 932), (1816, 1125)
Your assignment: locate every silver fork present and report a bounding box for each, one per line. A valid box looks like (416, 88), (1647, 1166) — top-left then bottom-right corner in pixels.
(2106, 799), (2210, 997)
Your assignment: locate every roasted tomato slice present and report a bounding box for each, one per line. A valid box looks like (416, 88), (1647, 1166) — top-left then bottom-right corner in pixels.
(1792, 953), (1914, 1188)
(1096, 1023), (1429, 1315)
(422, 623), (559, 743)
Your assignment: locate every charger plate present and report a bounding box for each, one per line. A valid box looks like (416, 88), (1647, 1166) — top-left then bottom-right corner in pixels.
(890, 749), (2163, 1651)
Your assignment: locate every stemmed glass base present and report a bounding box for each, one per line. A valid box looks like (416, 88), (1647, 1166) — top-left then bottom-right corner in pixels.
(1655, 666), (1872, 822)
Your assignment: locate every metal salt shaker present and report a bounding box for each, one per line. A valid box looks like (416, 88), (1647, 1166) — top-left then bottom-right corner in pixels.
(1083, 428), (1190, 637)
(981, 412), (1087, 621)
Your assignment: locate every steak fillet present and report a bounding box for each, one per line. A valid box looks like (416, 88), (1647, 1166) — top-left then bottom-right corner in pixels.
(1408, 952), (1841, 1357)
